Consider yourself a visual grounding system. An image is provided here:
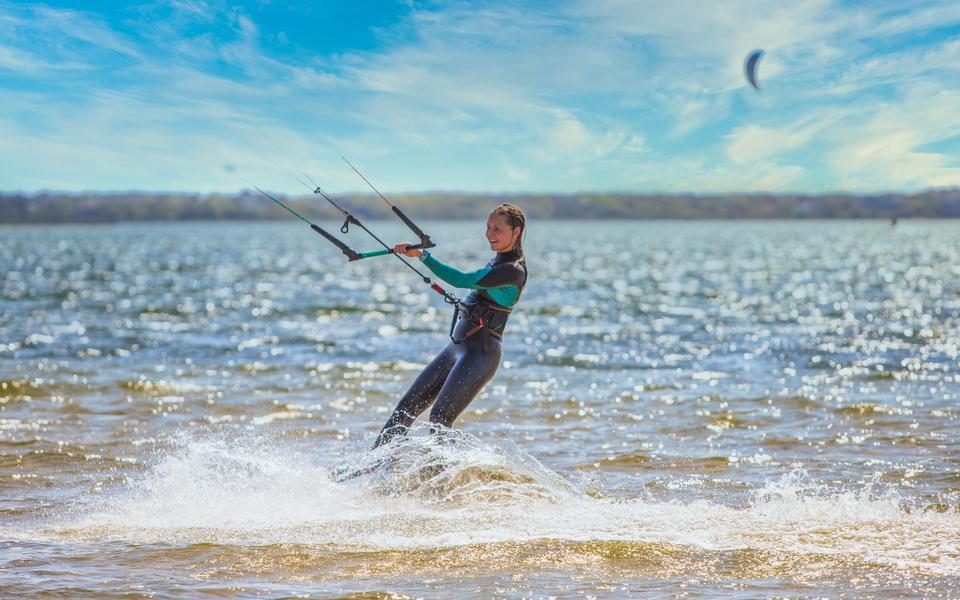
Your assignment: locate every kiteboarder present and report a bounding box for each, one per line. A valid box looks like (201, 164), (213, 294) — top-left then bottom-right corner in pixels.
(372, 204), (528, 448)
(248, 163), (527, 467)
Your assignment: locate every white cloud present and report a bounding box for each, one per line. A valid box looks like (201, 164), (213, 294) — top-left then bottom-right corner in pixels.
(32, 5), (142, 59)
(0, 43), (66, 73)
(622, 154), (807, 192)
(865, 1), (960, 37)
(622, 134), (649, 153)
(234, 13), (258, 40)
(671, 97), (711, 137)
(169, 0), (213, 20)
(505, 163), (531, 183)
(0, 4), (146, 78)
(725, 124), (815, 164)
(696, 162), (806, 192)
(534, 109), (626, 162)
(825, 88), (960, 189)
(828, 38), (960, 96)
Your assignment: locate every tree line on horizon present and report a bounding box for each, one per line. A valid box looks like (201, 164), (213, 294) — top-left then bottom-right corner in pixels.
(1, 189), (960, 223)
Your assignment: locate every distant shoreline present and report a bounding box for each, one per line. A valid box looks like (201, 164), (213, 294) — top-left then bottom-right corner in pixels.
(2, 189), (959, 222)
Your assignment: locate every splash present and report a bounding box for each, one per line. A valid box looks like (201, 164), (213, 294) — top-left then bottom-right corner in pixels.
(28, 428), (960, 575)
(331, 428), (579, 506)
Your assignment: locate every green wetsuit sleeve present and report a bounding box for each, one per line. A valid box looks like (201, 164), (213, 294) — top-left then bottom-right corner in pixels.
(421, 252), (525, 307)
(421, 253), (492, 288)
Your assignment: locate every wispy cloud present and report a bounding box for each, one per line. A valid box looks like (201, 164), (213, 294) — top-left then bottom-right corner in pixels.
(826, 87), (960, 189)
(0, 43), (70, 72)
(0, 3), (141, 75)
(34, 5), (142, 58)
(725, 123), (817, 165)
(864, 1), (960, 37)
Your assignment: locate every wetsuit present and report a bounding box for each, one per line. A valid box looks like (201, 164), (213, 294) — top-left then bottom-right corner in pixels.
(373, 248), (527, 447)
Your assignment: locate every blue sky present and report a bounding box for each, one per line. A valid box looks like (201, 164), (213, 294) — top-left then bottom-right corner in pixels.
(1, 0), (959, 194)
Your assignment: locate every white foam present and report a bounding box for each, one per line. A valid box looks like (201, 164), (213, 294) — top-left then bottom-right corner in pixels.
(71, 432), (411, 534)
(31, 429), (960, 575)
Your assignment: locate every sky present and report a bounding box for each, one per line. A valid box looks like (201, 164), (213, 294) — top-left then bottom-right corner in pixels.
(1, 0), (960, 194)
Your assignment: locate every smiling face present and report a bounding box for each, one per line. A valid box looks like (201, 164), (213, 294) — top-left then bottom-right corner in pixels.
(486, 213), (521, 253)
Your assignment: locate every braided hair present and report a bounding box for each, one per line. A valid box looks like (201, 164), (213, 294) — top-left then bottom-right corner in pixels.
(490, 203), (526, 257)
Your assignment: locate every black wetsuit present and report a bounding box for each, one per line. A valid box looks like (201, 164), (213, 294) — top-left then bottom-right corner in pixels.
(373, 248), (527, 447)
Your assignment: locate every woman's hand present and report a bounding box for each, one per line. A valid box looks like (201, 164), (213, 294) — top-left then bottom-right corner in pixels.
(393, 242), (423, 258)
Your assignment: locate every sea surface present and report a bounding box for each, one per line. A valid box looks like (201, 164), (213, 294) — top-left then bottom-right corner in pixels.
(1, 220), (959, 599)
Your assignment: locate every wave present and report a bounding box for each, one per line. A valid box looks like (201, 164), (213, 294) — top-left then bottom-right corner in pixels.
(17, 428), (960, 576)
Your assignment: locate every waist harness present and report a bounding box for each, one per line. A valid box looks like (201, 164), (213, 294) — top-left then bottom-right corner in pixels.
(448, 301), (511, 353)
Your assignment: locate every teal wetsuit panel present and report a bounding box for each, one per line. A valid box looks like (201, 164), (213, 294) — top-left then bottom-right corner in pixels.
(421, 251), (524, 307)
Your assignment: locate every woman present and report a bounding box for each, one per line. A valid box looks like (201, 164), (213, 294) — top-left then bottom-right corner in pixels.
(373, 203), (527, 448)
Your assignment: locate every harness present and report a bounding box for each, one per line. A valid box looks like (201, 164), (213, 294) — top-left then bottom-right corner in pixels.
(449, 301), (511, 352)
(449, 257), (526, 352)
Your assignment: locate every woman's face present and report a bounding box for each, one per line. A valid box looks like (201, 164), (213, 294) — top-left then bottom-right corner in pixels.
(486, 213), (520, 253)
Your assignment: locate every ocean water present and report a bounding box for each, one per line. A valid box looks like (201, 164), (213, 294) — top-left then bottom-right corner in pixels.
(1, 220), (959, 599)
